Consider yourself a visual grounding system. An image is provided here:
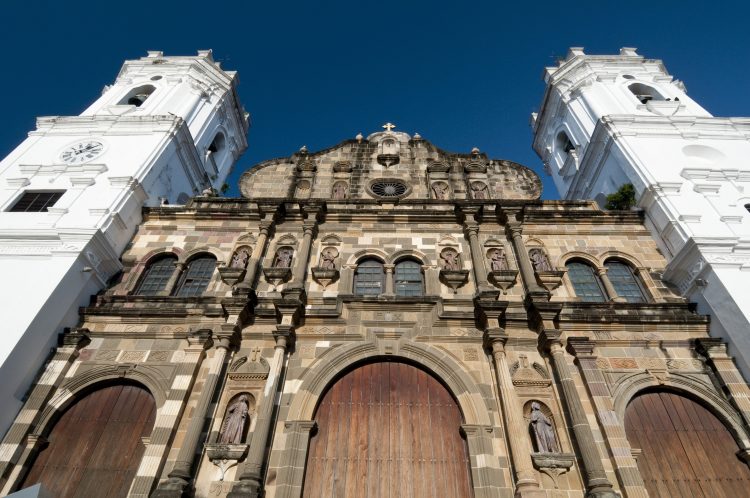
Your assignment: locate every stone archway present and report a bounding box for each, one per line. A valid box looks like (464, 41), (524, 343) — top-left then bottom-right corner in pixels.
(302, 360), (473, 498)
(21, 383), (156, 498)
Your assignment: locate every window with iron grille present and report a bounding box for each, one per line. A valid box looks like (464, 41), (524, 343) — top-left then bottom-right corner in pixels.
(8, 191), (65, 212)
(173, 256), (216, 297)
(135, 256), (177, 295)
(605, 261), (646, 303)
(566, 261), (606, 302)
(354, 259), (384, 296)
(395, 260), (423, 297)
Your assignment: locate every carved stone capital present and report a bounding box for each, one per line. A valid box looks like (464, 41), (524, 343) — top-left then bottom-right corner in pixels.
(60, 328), (91, 349)
(567, 337), (596, 358)
(696, 338), (728, 359)
(539, 329), (564, 352)
(482, 327), (508, 352)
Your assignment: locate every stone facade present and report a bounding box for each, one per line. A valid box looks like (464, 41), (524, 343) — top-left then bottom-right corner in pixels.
(2, 127), (750, 498)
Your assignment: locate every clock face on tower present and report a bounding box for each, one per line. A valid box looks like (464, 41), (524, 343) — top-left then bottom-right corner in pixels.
(59, 140), (105, 165)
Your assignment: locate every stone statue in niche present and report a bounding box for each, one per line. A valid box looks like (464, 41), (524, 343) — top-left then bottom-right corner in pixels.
(530, 402), (559, 453)
(431, 182), (449, 200)
(332, 182), (348, 200)
(529, 248), (552, 272)
(273, 248), (293, 268)
(440, 248), (460, 271)
(319, 247), (338, 269)
(219, 394), (250, 444)
(230, 249), (250, 269)
(489, 249), (508, 271)
(470, 182), (488, 199)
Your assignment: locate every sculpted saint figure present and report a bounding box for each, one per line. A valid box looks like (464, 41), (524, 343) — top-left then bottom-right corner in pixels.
(440, 248), (460, 271)
(332, 182), (348, 200)
(489, 249), (508, 271)
(219, 395), (250, 444)
(320, 248), (338, 269)
(274, 248), (293, 268)
(471, 182), (488, 200)
(530, 402), (559, 453)
(529, 248), (552, 272)
(432, 182), (449, 200)
(231, 249), (250, 269)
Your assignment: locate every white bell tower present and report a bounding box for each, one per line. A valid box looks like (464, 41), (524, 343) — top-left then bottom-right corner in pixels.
(532, 47), (750, 378)
(0, 50), (249, 434)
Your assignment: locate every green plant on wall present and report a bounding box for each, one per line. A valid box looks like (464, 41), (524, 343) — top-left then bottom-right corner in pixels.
(605, 183), (636, 210)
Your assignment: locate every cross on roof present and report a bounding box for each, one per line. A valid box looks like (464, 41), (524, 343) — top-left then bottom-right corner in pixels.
(382, 122), (396, 132)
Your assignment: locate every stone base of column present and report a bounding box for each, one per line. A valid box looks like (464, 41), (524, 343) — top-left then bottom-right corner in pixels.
(226, 479), (262, 498)
(514, 487), (548, 498)
(585, 486), (620, 498)
(150, 477), (190, 498)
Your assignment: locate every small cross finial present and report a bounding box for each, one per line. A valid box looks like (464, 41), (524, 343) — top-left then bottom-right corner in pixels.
(382, 122), (396, 132)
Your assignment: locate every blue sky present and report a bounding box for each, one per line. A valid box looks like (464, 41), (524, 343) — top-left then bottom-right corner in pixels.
(2, 1), (749, 198)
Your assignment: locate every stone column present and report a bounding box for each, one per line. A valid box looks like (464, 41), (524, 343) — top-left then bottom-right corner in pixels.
(152, 335), (231, 497)
(540, 330), (618, 498)
(567, 338), (645, 497)
(463, 222), (492, 293)
(505, 223), (547, 297)
(289, 222), (316, 288)
(159, 262), (185, 296)
(229, 326), (293, 498)
(0, 329), (89, 493)
(483, 328), (544, 497)
(595, 268), (624, 303)
(384, 264), (395, 296)
(235, 220), (273, 295)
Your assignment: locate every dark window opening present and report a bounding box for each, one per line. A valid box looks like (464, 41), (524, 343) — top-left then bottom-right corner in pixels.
(395, 260), (423, 297)
(8, 191), (64, 212)
(605, 261), (646, 303)
(354, 259), (384, 296)
(135, 256), (177, 296)
(119, 85), (156, 107)
(173, 256), (216, 297)
(628, 83), (665, 104)
(566, 261), (607, 302)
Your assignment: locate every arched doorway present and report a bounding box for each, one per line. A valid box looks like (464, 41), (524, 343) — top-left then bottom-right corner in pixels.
(21, 383), (156, 498)
(624, 391), (750, 497)
(303, 360), (473, 498)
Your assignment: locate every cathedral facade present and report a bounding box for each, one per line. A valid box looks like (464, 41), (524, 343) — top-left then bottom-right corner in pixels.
(2, 125), (750, 498)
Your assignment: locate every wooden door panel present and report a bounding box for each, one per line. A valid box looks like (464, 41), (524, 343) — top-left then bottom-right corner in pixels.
(21, 384), (156, 498)
(304, 361), (472, 498)
(625, 391), (750, 498)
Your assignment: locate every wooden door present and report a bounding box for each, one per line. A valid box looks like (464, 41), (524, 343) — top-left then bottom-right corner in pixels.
(22, 383), (156, 498)
(303, 361), (473, 498)
(624, 391), (750, 497)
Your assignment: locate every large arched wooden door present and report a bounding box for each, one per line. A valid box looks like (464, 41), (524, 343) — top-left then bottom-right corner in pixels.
(303, 361), (473, 498)
(624, 391), (750, 497)
(22, 383), (156, 498)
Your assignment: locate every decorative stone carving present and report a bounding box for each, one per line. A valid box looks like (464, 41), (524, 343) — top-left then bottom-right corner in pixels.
(311, 247), (340, 289)
(469, 181), (488, 199)
(488, 270), (518, 293)
(332, 182), (348, 200)
(230, 248), (250, 269)
(228, 351), (269, 381)
(529, 248), (552, 272)
(487, 248), (508, 271)
(530, 453), (576, 489)
(535, 269), (566, 291)
(273, 247), (293, 268)
(333, 161), (352, 173)
(205, 443), (249, 481)
(219, 394), (251, 444)
(440, 248), (461, 271)
(218, 266), (246, 286)
(530, 402), (559, 453)
(431, 181), (450, 200)
(319, 247), (338, 270)
(439, 269), (470, 293)
(262, 267), (292, 291)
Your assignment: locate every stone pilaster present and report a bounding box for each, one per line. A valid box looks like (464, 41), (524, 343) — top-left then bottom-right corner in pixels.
(461, 424), (509, 498)
(540, 330), (618, 498)
(567, 338), (645, 497)
(152, 334), (231, 497)
(0, 329), (89, 493)
(229, 325), (294, 498)
(483, 328), (544, 497)
(383, 264), (395, 296)
(274, 420), (317, 498)
(235, 210), (277, 296)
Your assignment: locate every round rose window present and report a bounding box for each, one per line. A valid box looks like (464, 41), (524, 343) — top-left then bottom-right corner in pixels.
(371, 180), (407, 198)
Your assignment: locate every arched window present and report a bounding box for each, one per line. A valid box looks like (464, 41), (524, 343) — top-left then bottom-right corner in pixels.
(118, 84), (156, 107)
(566, 260), (606, 302)
(395, 259), (423, 297)
(628, 83), (665, 104)
(605, 260), (646, 303)
(135, 255), (177, 295)
(745, 203), (750, 213)
(173, 255), (216, 297)
(555, 131), (575, 154)
(354, 259), (384, 296)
